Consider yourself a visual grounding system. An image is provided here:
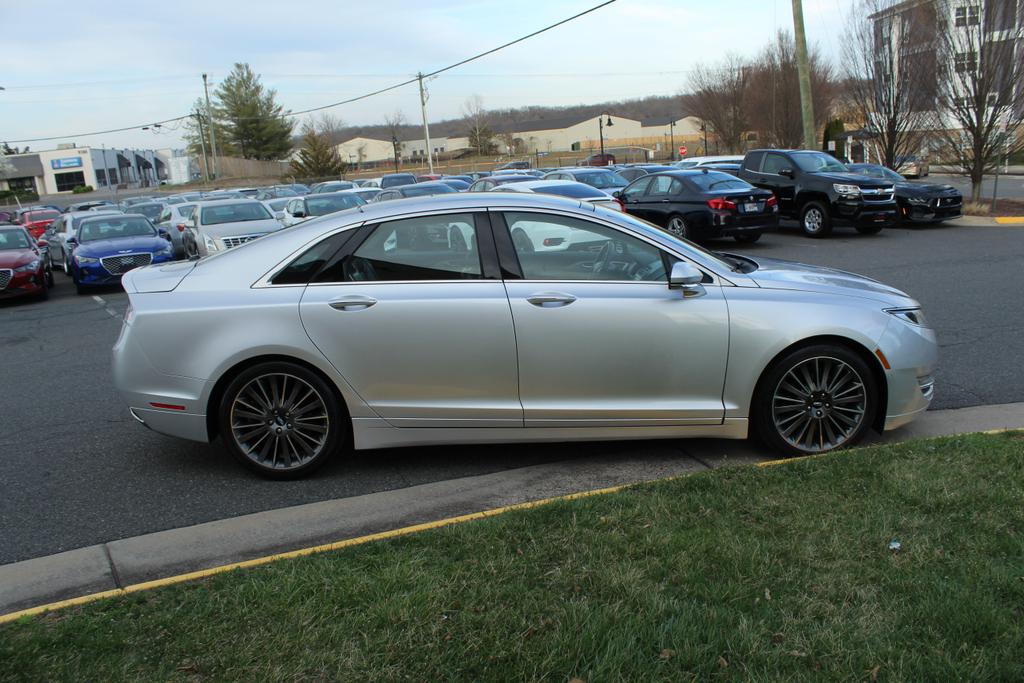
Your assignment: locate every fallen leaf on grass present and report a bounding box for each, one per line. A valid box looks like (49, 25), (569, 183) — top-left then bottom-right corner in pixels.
(718, 656), (729, 669)
(764, 588), (772, 601)
(772, 633), (785, 644)
(659, 649), (675, 661)
(870, 665), (881, 680)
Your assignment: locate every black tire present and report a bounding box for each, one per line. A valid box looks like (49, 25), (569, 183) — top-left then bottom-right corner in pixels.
(218, 361), (346, 479)
(799, 201), (832, 238)
(666, 214), (691, 240)
(64, 255), (73, 276)
(37, 283), (49, 301)
(733, 232), (762, 243)
(46, 268), (55, 288)
(752, 344), (878, 457)
(855, 223), (884, 235)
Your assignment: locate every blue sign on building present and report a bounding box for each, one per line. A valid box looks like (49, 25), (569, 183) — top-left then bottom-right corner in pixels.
(51, 157), (83, 169)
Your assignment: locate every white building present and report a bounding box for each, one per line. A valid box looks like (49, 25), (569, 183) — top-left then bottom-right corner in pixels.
(335, 137), (395, 164)
(0, 145), (167, 195)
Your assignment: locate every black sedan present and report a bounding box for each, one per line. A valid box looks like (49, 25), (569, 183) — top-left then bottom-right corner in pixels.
(372, 181), (457, 202)
(617, 165), (677, 182)
(616, 170), (778, 243)
(847, 163), (962, 224)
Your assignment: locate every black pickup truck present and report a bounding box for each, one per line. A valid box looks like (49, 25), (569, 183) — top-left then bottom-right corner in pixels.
(738, 149), (898, 237)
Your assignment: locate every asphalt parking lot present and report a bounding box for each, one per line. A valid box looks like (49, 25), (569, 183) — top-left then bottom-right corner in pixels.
(1, 218), (1021, 566)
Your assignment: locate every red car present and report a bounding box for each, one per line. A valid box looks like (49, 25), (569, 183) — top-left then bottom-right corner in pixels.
(0, 226), (53, 301)
(579, 153), (616, 167)
(416, 174), (443, 182)
(18, 209), (61, 240)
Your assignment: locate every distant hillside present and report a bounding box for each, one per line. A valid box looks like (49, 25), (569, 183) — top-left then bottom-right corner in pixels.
(333, 94), (687, 142)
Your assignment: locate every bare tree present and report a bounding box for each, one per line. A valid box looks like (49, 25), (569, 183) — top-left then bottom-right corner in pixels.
(462, 94), (495, 156)
(748, 30), (835, 149)
(841, 1), (937, 169)
(384, 110), (407, 172)
(933, 0), (1024, 201)
(682, 54), (751, 153)
(314, 113), (347, 147)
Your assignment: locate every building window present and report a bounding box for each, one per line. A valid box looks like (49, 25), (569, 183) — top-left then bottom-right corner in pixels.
(55, 171), (86, 192)
(95, 169), (106, 185)
(7, 176), (37, 192)
(955, 51), (977, 72)
(108, 169), (119, 185)
(954, 5), (980, 26)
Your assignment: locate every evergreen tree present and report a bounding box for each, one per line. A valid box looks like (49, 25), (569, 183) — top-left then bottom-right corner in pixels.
(290, 123), (346, 178)
(214, 64), (294, 160)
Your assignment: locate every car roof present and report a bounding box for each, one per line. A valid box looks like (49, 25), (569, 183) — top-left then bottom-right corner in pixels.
(494, 179), (605, 194)
(191, 198), (265, 207)
(77, 212), (149, 224)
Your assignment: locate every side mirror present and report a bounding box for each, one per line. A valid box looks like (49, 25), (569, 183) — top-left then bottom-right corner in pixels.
(612, 190), (622, 199)
(66, 237), (78, 246)
(37, 239), (49, 248)
(668, 261), (705, 297)
(779, 168), (794, 178)
(292, 209), (307, 218)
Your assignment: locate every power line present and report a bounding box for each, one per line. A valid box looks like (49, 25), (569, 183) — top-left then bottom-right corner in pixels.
(5, 0), (617, 144)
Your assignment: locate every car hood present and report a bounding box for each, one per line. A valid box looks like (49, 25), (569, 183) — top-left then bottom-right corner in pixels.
(200, 218), (281, 238)
(811, 171), (892, 188)
(896, 181), (960, 196)
(0, 248), (38, 269)
(76, 235), (169, 257)
(745, 255), (916, 305)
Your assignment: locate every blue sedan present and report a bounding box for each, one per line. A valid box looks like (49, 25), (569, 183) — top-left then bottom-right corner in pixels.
(68, 214), (176, 295)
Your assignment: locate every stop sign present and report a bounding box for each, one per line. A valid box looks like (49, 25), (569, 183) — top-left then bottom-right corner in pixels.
(678, 145), (688, 156)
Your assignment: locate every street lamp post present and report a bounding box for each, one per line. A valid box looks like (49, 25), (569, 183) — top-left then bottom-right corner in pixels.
(598, 112), (613, 163)
(700, 122), (709, 156)
(668, 119), (676, 161)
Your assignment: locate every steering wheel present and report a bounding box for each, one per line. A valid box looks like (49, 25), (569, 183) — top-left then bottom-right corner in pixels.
(342, 257), (377, 282)
(593, 239), (635, 276)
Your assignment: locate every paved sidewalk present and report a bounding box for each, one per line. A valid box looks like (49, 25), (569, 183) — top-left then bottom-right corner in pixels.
(2, 401), (1022, 617)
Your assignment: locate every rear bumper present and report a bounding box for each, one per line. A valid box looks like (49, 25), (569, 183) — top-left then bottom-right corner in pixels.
(701, 213), (779, 238)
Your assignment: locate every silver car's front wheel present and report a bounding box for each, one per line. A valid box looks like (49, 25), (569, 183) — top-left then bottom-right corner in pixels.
(220, 362), (344, 478)
(754, 345), (877, 457)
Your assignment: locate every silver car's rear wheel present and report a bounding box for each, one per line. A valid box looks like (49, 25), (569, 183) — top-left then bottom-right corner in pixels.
(771, 357), (867, 453)
(221, 362), (344, 478)
(753, 345), (877, 457)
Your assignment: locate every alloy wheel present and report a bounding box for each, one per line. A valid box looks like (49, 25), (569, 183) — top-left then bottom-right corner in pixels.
(771, 356), (867, 453)
(667, 217), (688, 239)
(803, 208), (823, 233)
(229, 373), (330, 470)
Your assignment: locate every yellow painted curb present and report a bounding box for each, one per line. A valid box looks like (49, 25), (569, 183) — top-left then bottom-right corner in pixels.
(0, 483), (628, 625)
(993, 217), (1024, 225)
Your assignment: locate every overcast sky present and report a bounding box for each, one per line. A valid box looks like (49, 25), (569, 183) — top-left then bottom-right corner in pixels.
(0, 0), (851, 152)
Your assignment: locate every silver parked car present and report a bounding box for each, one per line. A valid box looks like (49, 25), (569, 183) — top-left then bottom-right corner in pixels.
(280, 192), (366, 228)
(155, 203), (197, 258)
(185, 200), (282, 258)
(113, 193), (937, 478)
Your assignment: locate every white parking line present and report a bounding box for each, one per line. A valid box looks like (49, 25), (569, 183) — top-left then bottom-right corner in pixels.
(91, 294), (122, 320)
(92, 295), (105, 304)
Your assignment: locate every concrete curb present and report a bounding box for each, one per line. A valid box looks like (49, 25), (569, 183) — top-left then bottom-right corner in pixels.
(2, 401), (1022, 618)
(962, 215), (1024, 226)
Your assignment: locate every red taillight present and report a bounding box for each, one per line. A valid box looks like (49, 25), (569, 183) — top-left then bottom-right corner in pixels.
(707, 198), (737, 211)
(176, 223), (186, 232)
(766, 195), (778, 208)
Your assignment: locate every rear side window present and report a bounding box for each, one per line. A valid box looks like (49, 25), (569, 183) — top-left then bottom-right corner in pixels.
(318, 214), (481, 282)
(272, 231), (353, 285)
(743, 151), (765, 171)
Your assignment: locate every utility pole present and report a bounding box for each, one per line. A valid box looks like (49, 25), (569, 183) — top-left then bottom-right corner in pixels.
(417, 72), (435, 174)
(194, 111), (210, 183)
(202, 73), (219, 179)
(791, 0), (817, 150)
(669, 119), (676, 161)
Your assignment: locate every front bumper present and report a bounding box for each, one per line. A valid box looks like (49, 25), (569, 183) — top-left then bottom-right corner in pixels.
(0, 269), (46, 299)
(76, 254), (174, 286)
(834, 198), (898, 226)
(876, 316), (938, 431)
(900, 200), (963, 223)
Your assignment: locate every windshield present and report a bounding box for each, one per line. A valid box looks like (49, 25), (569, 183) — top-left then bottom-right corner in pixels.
(78, 216), (155, 242)
(381, 175), (416, 188)
(200, 202), (273, 225)
(306, 194), (365, 216)
(134, 204), (164, 220)
(575, 171), (628, 189)
(0, 229), (31, 250)
(401, 184), (457, 197)
(686, 172), (752, 192)
(604, 207), (740, 272)
(851, 164), (903, 182)
(24, 210), (60, 222)
(792, 152), (849, 173)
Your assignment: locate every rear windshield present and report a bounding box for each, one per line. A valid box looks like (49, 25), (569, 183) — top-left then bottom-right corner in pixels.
(0, 229), (31, 250)
(401, 184), (457, 197)
(536, 183), (602, 199)
(200, 203), (272, 225)
(134, 204), (164, 220)
(79, 217), (155, 242)
(25, 210), (60, 221)
(316, 182), (354, 193)
(306, 194), (365, 216)
(686, 172), (752, 192)
(575, 171), (628, 189)
(381, 174), (416, 188)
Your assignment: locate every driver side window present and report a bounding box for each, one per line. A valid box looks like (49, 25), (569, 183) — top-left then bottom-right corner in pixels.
(762, 154), (793, 175)
(621, 176), (653, 199)
(503, 212), (668, 283)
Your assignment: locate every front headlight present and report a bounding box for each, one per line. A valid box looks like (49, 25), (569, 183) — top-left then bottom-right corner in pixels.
(14, 260), (40, 273)
(76, 256), (99, 264)
(886, 307), (928, 327)
(203, 234), (219, 252)
(833, 184), (862, 196)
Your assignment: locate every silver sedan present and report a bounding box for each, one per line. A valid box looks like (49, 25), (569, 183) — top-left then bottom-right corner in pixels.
(113, 193), (937, 478)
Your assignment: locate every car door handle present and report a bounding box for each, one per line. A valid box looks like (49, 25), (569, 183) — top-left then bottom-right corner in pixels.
(527, 292), (576, 307)
(328, 295), (377, 310)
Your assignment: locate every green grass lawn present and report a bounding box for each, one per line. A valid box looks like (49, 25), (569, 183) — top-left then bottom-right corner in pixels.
(3, 432), (1023, 682)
